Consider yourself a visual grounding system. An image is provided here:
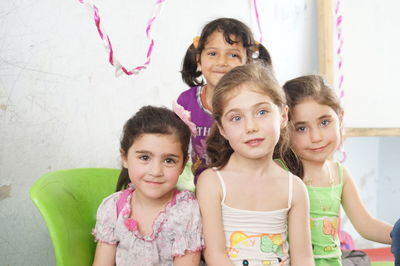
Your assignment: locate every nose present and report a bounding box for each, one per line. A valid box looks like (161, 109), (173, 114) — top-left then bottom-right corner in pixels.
(217, 54), (228, 66)
(310, 128), (322, 143)
(245, 117), (258, 133)
(150, 161), (163, 177)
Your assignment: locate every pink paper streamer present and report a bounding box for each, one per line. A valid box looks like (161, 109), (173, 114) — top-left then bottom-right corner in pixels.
(335, 0), (346, 163)
(335, 0), (344, 100)
(253, 0), (263, 43)
(78, 0), (166, 76)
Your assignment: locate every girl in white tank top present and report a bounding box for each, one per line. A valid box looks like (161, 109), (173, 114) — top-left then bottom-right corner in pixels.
(196, 63), (314, 266)
(215, 168), (293, 265)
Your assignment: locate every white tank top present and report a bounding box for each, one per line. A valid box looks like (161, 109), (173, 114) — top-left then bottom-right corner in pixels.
(214, 168), (293, 266)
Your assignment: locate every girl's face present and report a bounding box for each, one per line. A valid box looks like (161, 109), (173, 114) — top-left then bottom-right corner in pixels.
(290, 98), (342, 164)
(198, 30), (247, 91)
(218, 83), (287, 161)
(121, 133), (185, 201)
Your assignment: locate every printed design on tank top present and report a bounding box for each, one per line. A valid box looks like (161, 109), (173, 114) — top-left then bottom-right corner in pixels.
(310, 216), (339, 252)
(227, 231), (288, 265)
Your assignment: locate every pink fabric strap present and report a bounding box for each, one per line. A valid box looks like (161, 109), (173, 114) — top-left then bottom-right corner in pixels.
(116, 189), (131, 217)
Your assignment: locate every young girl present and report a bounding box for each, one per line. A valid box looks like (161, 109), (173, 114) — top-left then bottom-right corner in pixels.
(92, 106), (204, 266)
(283, 75), (393, 266)
(196, 63), (314, 265)
(177, 17), (272, 183)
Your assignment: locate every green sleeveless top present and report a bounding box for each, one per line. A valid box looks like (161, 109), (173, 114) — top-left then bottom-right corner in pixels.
(307, 163), (343, 259)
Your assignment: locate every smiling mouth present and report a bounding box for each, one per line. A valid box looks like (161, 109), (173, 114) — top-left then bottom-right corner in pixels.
(309, 145), (328, 152)
(145, 180), (162, 185)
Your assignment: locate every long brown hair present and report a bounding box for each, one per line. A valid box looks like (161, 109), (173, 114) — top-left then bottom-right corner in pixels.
(283, 75), (343, 178)
(207, 62), (296, 171)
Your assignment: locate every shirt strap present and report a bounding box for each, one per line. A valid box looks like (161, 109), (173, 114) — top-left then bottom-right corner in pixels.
(337, 162), (344, 184)
(116, 188), (132, 217)
(213, 167), (227, 204)
(288, 172), (294, 209)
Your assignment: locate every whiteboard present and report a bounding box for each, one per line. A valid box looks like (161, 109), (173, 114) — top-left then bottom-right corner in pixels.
(338, 0), (400, 128)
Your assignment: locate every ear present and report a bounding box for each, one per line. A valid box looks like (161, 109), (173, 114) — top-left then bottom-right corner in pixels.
(339, 110), (344, 125)
(120, 149), (128, 168)
(180, 156), (189, 175)
(281, 105), (289, 128)
(217, 123), (228, 139)
(196, 54), (202, 72)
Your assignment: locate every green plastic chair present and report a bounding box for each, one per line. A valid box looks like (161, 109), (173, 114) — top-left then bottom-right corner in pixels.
(30, 164), (195, 266)
(30, 168), (120, 266)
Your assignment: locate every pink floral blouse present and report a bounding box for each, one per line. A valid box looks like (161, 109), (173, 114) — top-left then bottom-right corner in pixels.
(92, 188), (204, 266)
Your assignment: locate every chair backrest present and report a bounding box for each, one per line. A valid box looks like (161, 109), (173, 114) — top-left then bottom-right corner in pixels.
(30, 168), (120, 266)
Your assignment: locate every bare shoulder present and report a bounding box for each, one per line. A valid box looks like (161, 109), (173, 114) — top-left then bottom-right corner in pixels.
(340, 164), (358, 192)
(196, 168), (222, 198)
(291, 173), (307, 189)
(290, 173), (308, 202)
(196, 168), (218, 186)
(341, 164), (352, 180)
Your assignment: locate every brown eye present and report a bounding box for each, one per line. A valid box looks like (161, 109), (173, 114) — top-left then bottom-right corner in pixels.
(164, 158), (176, 164)
(139, 155), (150, 161)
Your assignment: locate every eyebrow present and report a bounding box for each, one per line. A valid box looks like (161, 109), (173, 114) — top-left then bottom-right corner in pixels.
(135, 150), (180, 158)
(203, 47), (243, 52)
(224, 102), (272, 117)
(293, 114), (333, 127)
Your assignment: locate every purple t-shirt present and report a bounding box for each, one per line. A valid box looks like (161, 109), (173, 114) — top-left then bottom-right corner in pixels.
(177, 86), (214, 184)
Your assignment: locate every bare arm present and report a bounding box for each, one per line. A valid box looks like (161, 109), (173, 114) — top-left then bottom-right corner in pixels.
(288, 176), (315, 266)
(341, 167), (393, 244)
(173, 252), (201, 266)
(92, 242), (116, 266)
(196, 169), (234, 266)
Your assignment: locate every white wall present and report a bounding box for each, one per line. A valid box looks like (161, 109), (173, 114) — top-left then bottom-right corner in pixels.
(378, 137), (400, 223)
(0, 0), (318, 265)
(341, 136), (400, 249)
(341, 137), (380, 248)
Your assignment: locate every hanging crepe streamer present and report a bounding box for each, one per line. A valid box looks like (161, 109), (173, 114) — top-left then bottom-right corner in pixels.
(78, 0), (166, 76)
(334, 0), (347, 163)
(252, 0), (263, 43)
(335, 0), (344, 99)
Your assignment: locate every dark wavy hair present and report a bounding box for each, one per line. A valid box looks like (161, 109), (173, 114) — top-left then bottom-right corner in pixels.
(282, 75), (343, 178)
(181, 17), (272, 87)
(207, 62), (299, 173)
(115, 105), (191, 191)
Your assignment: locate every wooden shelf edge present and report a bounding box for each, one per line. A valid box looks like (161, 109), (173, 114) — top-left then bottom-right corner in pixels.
(344, 128), (400, 137)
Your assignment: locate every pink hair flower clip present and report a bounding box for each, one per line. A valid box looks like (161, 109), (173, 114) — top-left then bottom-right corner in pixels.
(172, 101), (197, 137)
